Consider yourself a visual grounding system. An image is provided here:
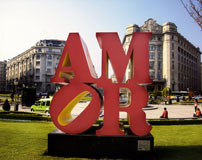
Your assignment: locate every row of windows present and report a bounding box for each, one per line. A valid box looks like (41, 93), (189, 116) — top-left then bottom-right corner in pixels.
(35, 68), (52, 74)
(149, 45), (162, 51)
(149, 52), (162, 59)
(178, 47), (198, 63)
(178, 57), (198, 70)
(36, 55), (60, 60)
(35, 70), (52, 80)
(36, 48), (63, 53)
(149, 71), (162, 80)
(178, 39), (198, 54)
(149, 61), (162, 70)
(36, 61), (53, 67)
(150, 36), (162, 41)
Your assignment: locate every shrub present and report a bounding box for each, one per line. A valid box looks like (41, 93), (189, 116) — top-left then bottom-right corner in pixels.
(3, 99), (10, 111)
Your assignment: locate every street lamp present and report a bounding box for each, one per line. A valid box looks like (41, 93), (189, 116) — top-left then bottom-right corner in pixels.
(14, 79), (18, 98)
(14, 79), (18, 111)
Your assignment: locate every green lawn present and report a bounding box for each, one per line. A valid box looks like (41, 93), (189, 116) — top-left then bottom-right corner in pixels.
(0, 120), (202, 160)
(151, 125), (202, 160)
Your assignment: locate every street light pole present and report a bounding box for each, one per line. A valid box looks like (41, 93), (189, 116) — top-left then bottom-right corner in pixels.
(14, 79), (18, 111)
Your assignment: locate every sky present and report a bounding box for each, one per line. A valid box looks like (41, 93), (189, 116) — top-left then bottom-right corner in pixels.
(0, 0), (202, 76)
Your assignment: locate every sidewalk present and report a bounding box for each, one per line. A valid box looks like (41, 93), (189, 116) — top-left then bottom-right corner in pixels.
(72, 102), (198, 120)
(0, 102), (199, 120)
(144, 104), (197, 119)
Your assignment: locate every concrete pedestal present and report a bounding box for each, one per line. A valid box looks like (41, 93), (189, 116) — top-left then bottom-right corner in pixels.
(48, 127), (154, 158)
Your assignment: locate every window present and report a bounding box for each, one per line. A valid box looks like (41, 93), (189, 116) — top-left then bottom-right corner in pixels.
(149, 71), (155, 79)
(157, 72), (161, 79)
(149, 61), (155, 69)
(158, 52), (162, 59)
(158, 62), (161, 70)
(172, 61), (174, 69)
(172, 52), (174, 59)
(46, 101), (50, 106)
(157, 45), (162, 51)
(35, 76), (40, 80)
(36, 69), (40, 74)
(48, 55), (52, 59)
(149, 45), (155, 51)
(36, 55), (40, 59)
(48, 43), (53, 46)
(36, 61), (40, 66)
(149, 53), (155, 59)
(172, 71), (174, 78)
(150, 36), (155, 41)
(47, 61), (52, 66)
(172, 43), (174, 50)
(158, 36), (161, 41)
(47, 68), (52, 73)
(42, 101), (45, 106)
(48, 48), (52, 52)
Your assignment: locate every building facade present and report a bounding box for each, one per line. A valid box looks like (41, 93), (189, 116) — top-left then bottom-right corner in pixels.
(6, 39), (65, 94)
(123, 18), (201, 92)
(0, 60), (7, 92)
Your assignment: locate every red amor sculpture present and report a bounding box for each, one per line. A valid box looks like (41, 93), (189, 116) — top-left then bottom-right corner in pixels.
(50, 32), (152, 136)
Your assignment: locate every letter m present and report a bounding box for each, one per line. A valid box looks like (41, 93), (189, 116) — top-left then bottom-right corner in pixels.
(97, 32), (152, 84)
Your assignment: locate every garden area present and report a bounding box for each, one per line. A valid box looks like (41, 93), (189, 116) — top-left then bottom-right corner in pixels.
(1, 90), (202, 159)
(149, 87), (202, 105)
(0, 119), (202, 160)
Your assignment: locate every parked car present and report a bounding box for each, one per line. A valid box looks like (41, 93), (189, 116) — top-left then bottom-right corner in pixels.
(36, 92), (48, 97)
(31, 97), (52, 113)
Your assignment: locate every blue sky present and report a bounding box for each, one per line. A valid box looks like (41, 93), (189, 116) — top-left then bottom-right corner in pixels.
(0, 0), (201, 75)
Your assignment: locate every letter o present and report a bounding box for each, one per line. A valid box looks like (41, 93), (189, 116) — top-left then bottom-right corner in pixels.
(50, 82), (101, 134)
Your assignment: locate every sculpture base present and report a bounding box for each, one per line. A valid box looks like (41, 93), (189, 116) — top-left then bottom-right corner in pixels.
(48, 127), (154, 158)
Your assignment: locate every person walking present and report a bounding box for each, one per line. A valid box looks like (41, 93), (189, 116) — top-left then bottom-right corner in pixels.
(194, 99), (198, 112)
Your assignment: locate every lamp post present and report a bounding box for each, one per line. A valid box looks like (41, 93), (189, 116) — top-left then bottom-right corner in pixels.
(14, 79), (18, 111)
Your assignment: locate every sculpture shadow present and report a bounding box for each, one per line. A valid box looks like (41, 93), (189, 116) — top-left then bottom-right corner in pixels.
(155, 145), (202, 160)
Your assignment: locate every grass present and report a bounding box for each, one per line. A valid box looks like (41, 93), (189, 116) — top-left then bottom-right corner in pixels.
(0, 120), (202, 160)
(151, 125), (202, 160)
(0, 121), (88, 160)
(0, 111), (51, 121)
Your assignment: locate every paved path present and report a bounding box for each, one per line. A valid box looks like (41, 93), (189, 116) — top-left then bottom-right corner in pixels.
(144, 104), (197, 119)
(0, 102), (200, 119)
(72, 103), (201, 119)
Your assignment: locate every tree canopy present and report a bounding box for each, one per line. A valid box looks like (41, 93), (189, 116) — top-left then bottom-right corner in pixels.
(181, 0), (202, 30)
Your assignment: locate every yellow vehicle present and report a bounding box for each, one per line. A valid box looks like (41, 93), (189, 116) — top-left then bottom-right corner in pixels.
(30, 97), (52, 113)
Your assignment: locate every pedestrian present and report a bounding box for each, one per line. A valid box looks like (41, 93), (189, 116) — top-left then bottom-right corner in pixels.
(193, 108), (201, 118)
(11, 93), (14, 102)
(160, 107), (168, 119)
(194, 99), (198, 112)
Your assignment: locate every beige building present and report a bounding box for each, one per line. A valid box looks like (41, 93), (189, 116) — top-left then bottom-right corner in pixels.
(0, 60), (7, 92)
(123, 18), (201, 92)
(6, 39), (65, 94)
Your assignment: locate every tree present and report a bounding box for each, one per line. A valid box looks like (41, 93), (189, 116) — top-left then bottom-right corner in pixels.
(3, 99), (11, 111)
(181, 0), (202, 30)
(162, 87), (171, 98)
(152, 89), (162, 99)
